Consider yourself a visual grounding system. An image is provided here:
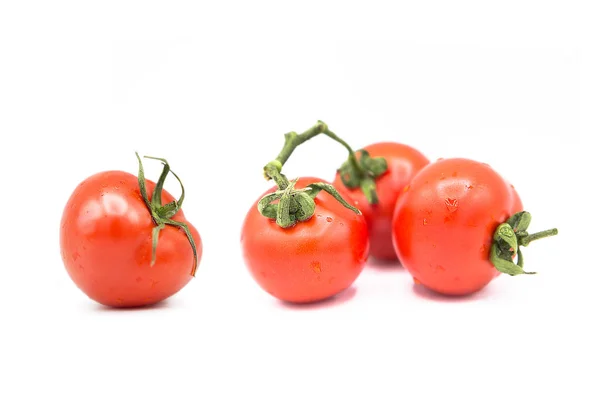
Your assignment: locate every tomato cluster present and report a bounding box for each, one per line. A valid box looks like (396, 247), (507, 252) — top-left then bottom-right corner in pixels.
(240, 121), (557, 303)
(59, 122), (557, 308)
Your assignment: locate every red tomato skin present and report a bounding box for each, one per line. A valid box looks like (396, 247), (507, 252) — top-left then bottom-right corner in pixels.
(60, 171), (202, 307)
(241, 177), (369, 303)
(333, 142), (429, 261)
(392, 158), (522, 295)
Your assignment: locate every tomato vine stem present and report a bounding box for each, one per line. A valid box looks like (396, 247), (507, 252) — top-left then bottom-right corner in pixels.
(520, 228), (559, 247)
(262, 120), (388, 204)
(260, 121), (371, 228)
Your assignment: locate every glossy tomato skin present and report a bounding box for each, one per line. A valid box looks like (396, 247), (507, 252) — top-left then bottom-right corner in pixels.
(241, 177), (369, 303)
(392, 158), (522, 295)
(333, 142), (429, 261)
(60, 171), (202, 307)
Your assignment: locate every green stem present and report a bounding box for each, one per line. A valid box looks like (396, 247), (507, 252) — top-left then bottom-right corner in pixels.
(322, 128), (367, 182)
(275, 122), (328, 165)
(322, 128), (359, 162)
(263, 160), (290, 190)
(520, 228), (559, 247)
(263, 120), (365, 186)
(258, 120), (385, 228)
(135, 153), (199, 276)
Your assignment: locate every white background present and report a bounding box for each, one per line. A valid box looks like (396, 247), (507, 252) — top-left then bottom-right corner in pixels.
(1, 1), (598, 399)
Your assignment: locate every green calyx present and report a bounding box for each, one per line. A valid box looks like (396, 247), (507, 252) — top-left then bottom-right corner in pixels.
(337, 149), (388, 205)
(258, 179), (361, 229)
(135, 153), (199, 276)
(490, 211), (558, 276)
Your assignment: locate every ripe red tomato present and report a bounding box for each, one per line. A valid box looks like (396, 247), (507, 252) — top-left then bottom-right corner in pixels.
(60, 161), (201, 307)
(241, 177), (369, 303)
(392, 158), (523, 295)
(333, 142), (429, 260)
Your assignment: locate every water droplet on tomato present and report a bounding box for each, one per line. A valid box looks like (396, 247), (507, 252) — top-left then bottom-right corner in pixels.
(423, 218), (428, 225)
(445, 198), (459, 212)
(466, 184), (474, 189)
(326, 217), (333, 222)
